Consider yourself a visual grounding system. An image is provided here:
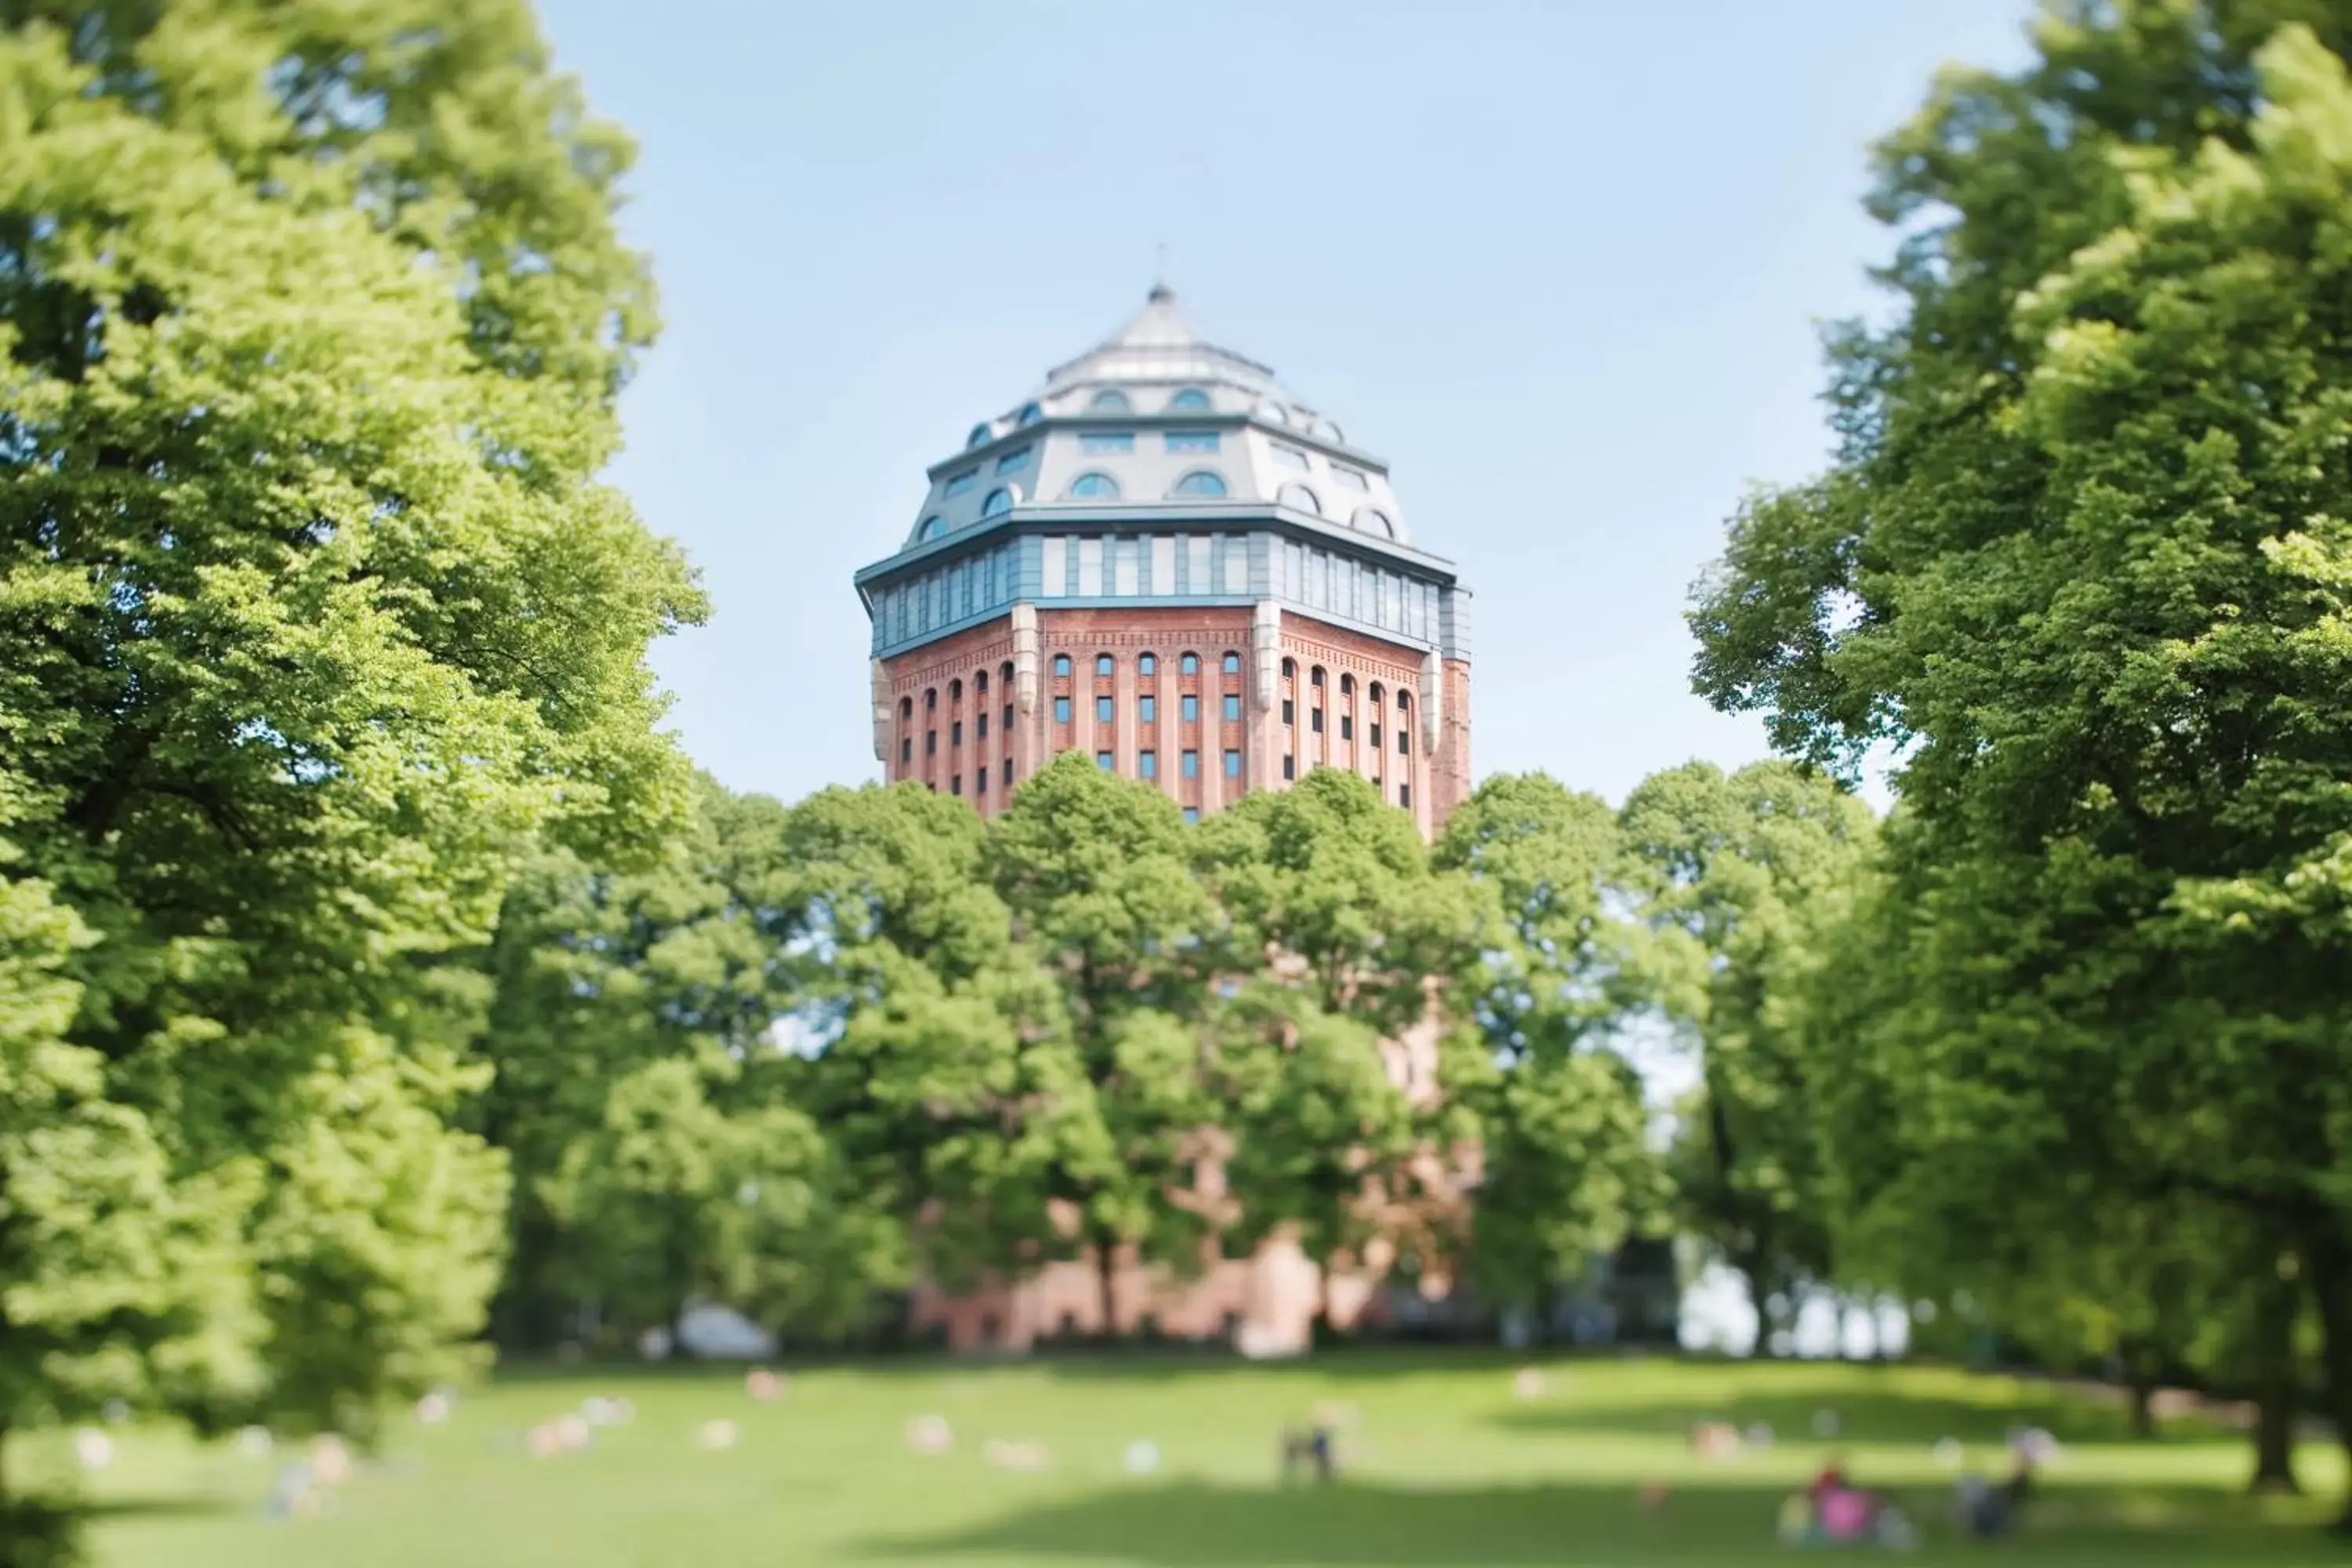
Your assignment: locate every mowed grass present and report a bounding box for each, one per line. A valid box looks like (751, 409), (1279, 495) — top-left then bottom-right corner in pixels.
(67, 1352), (2352, 1567)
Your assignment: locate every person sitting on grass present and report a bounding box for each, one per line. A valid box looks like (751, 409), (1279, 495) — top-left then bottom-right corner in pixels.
(1777, 1490), (1817, 1546)
(1957, 1471), (2013, 1539)
(1279, 1425), (1336, 1484)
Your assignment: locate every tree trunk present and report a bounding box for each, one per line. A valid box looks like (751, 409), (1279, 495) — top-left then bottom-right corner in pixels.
(2124, 1341), (2158, 1439)
(2249, 1265), (2303, 1495)
(1094, 1236), (1119, 1338)
(2296, 1220), (2352, 1532)
(1738, 1259), (1779, 1357)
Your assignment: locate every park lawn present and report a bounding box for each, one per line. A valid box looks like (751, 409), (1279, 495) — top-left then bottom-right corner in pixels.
(65, 1352), (2351, 1568)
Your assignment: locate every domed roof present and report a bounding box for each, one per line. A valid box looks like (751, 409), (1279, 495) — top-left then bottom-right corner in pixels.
(910, 287), (1407, 547)
(1040, 283), (1289, 402)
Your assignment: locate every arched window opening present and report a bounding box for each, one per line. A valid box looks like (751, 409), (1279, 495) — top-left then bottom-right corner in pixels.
(1015, 401), (1043, 426)
(1066, 471), (1120, 499)
(1095, 654), (1115, 677)
(918, 516), (946, 540)
(1309, 666), (1326, 688)
(898, 697), (913, 721)
(1171, 470), (1228, 499)
(1352, 507), (1396, 539)
(1167, 388), (1211, 412)
(1221, 652), (1241, 676)
(1053, 654), (1072, 678)
(925, 688), (938, 711)
(1138, 652), (1158, 677)
(1179, 652), (1201, 677)
(1276, 483), (1321, 516)
(966, 423), (993, 449)
(981, 487), (1014, 517)
(975, 670), (989, 694)
(1087, 389), (1132, 413)
(949, 679), (963, 704)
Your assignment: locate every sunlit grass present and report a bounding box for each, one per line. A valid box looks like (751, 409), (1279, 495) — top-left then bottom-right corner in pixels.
(73, 1352), (2349, 1566)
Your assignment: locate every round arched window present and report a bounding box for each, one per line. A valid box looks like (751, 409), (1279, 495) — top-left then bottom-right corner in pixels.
(1257, 401), (1290, 424)
(1313, 418), (1343, 443)
(965, 423), (993, 449)
(1352, 508), (1396, 539)
(1066, 472), (1120, 499)
(1015, 402), (1044, 426)
(1088, 389), (1131, 413)
(918, 516), (947, 540)
(981, 488), (1014, 517)
(1167, 388), (1211, 412)
(1277, 483), (1321, 516)
(1172, 470), (1228, 499)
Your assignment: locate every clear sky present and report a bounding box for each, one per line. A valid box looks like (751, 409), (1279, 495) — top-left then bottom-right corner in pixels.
(537, 0), (2034, 810)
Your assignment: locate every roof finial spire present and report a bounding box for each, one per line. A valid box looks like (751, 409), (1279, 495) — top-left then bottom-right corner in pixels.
(1149, 242), (1172, 303)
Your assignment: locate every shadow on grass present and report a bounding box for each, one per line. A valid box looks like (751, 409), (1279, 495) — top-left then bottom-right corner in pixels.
(85, 1494), (237, 1524)
(854, 1478), (2342, 1566)
(1490, 1386), (2150, 1447)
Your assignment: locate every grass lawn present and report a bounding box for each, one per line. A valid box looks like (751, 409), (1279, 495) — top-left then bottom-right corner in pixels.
(62, 1352), (2351, 1566)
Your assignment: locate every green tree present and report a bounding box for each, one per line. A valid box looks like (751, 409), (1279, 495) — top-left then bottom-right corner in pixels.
(781, 781), (1076, 1305)
(0, 2), (697, 1549)
(1687, 1), (2352, 1518)
(1432, 773), (1667, 1327)
(1619, 761), (1875, 1352)
(477, 782), (907, 1349)
(1200, 768), (1484, 1311)
(986, 753), (1222, 1332)
(1211, 989), (1418, 1327)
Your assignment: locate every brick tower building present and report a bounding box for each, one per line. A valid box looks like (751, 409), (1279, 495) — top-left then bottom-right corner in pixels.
(855, 285), (1472, 832)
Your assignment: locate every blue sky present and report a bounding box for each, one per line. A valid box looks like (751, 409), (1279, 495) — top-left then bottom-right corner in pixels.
(539, 0), (2034, 810)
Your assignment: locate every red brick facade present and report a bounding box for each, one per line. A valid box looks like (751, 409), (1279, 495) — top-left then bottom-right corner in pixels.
(880, 604), (1470, 833)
